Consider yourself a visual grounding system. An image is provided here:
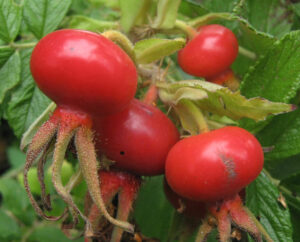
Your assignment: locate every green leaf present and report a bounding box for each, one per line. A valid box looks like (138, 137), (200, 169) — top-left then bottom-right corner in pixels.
(67, 15), (119, 32)
(158, 80), (293, 121)
(294, 3), (300, 18)
(257, 108), (300, 160)
(0, 46), (14, 68)
(0, 0), (22, 42)
(134, 38), (185, 64)
(179, 0), (208, 18)
(246, 172), (293, 242)
(23, 0), (71, 39)
(243, 0), (292, 38)
(290, 208), (300, 241)
(20, 102), (56, 150)
(134, 176), (175, 241)
(27, 226), (83, 242)
(281, 174), (300, 195)
(0, 178), (35, 225)
(201, 0), (237, 13)
(0, 51), (21, 104)
(241, 31), (300, 103)
(0, 209), (20, 240)
(152, 0), (181, 29)
(120, 0), (151, 33)
(7, 145), (26, 169)
(237, 15), (276, 55)
(265, 153), (300, 181)
(7, 48), (51, 138)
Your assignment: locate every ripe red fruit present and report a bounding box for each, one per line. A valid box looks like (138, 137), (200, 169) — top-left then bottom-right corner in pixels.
(165, 126), (263, 202)
(94, 99), (180, 176)
(25, 29), (137, 233)
(178, 24), (238, 78)
(31, 29), (137, 115)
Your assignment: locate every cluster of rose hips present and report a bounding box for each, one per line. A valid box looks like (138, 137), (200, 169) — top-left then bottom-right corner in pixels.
(24, 24), (269, 242)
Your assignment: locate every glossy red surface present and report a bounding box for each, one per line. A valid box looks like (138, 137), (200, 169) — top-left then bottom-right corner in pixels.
(178, 24), (238, 78)
(165, 126), (264, 202)
(30, 29), (137, 115)
(94, 99), (180, 176)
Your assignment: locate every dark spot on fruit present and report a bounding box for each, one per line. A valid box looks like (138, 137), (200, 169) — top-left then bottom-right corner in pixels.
(69, 47), (75, 52)
(219, 153), (236, 179)
(120, 151), (125, 155)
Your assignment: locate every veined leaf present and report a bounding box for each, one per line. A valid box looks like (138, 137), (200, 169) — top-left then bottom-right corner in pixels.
(0, 51), (20, 104)
(158, 80), (294, 121)
(242, 0), (292, 38)
(257, 108), (300, 160)
(134, 38), (185, 64)
(0, 0), (22, 42)
(67, 15), (119, 33)
(241, 31), (300, 103)
(246, 172), (293, 242)
(0, 46), (14, 68)
(7, 49), (51, 138)
(23, 0), (71, 39)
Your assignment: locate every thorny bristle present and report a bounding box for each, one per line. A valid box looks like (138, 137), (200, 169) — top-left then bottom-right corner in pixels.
(230, 206), (261, 242)
(37, 141), (55, 211)
(217, 209), (231, 242)
(75, 126), (134, 234)
(52, 123), (91, 229)
(195, 216), (214, 242)
(24, 118), (64, 221)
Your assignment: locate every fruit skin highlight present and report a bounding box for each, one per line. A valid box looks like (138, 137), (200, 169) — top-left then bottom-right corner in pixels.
(165, 126), (264, 202)
(94, 99), (180, 176)
(24, 29), (138, 234)
(178, 24), (238, 78)
(31, 29), (137, 116)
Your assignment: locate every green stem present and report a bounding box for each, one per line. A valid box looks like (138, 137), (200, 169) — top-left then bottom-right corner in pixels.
(21, 102), (56, 150)
(102, 30), (136, 64)
(66, 168), (83, 193)
(8, 42), (37, 49)
(239, 46), (256, 60)
(174, 20), (197, 39)
(195, 216), (214, 242)
(189, 12), (232, 28)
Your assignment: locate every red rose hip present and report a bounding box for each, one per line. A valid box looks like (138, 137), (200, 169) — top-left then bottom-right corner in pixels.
(31, 29), (137, 115)
(94, 99), (180, 176)
(178, 24), (238, 78)
(165, 126), (263, 202)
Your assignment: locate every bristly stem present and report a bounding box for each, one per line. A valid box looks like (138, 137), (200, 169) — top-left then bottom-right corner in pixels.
(175, 20), (197, 40)
(24, 117), (63, 220)
(37, 141), (54, 211)
(102, 30), (136, 64)
(195, 216), (214, 242)
(75, 126), (135, 234)
(244, 207), (273, 242)
(52, 124), (90, 228)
